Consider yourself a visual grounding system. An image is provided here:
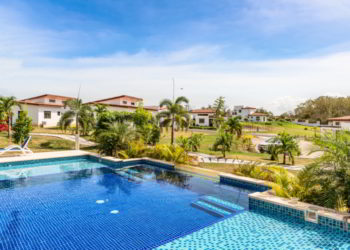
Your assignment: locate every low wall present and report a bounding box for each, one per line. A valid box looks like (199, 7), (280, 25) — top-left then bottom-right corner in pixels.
(218, 172), (349, 234)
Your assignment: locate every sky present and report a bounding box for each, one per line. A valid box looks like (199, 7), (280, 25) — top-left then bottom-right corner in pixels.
(1, 0), (350, 114)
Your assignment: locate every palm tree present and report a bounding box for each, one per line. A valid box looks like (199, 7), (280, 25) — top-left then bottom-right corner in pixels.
(272, 132), (300, 165)
(97, 122), (136, 157)
(94, 104), (108, 119)
(58, 98), (93, 149)
(225, 117), (242, 138)
(0, 96), (21, 139)
(212, 131), (233, 158)
(158, 96), (189, 145)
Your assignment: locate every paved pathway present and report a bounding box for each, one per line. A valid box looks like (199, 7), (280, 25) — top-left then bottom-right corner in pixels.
(189, 152), (305, 171)
(30, 133), (96, 146)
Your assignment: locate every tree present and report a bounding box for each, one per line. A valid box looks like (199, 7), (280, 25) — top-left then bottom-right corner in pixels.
(213, 96), (226, 128)
(12, 111), (33, 144)
(272, 132), (301, 165)
(58, 99), (94, 148)
(158, 96), (189, 145)
(97, 122), (137, 157)
(212, 131), (234, 158)
(0, 96), (21, 139)
(94, 104), (108, 120)
(225, 117), (242, 138)
(296, 131), (350, 211)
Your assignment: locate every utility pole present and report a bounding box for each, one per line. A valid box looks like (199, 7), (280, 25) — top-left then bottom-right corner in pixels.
(172, 78), (175, 102)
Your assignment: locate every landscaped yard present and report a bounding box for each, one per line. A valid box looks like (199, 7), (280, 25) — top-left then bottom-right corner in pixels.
(0, 132), (96, 156)
(160, 130), (315, 166)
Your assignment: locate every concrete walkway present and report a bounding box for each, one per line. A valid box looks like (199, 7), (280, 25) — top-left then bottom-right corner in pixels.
(189, 152), (305, 171)
(30, 133), (96, 146)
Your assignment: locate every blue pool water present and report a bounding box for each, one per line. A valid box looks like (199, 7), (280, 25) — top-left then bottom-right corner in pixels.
(0, 157), (349, 250)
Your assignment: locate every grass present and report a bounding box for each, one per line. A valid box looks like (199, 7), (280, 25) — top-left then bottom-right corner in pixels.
(242, 121), (320, 138)
(160, 129), (315, 166)
(197, 162), (301, 175)
(0, 132), (97, 157)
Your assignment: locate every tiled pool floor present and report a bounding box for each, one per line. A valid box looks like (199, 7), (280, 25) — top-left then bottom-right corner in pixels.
(157, 210), (350, 250)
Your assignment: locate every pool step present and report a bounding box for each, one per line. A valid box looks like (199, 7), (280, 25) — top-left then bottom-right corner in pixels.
(191, 200), (232, 218)
(199, 196), (245, 213)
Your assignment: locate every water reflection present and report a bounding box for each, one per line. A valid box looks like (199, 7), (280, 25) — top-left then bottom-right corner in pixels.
(97, 171), (131, 196)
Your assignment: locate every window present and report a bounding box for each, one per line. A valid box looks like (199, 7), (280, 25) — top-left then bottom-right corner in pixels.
(336, 122), (340, 126)
(198, 114), (208, 116)
(57, 111), (61, 116)
(199, 118), (205, 124)
(256, 117), (260, 121)
(239, 110), (241, 113)
(131, 102), (135, 105)
(49, 99), (56, 103)
(123, 101), (127, 104)
(44, 111), (51, 119)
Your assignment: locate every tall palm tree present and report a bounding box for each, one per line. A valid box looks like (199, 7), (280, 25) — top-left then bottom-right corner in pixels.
(272, 132), (300, 165)
(58, 99), (93, 149)
(225, 117), (242, 138)
(0, 96), (21, 139)
(158, 96), (189, 144)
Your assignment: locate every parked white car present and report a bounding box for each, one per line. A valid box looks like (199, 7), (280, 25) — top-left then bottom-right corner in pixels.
(257, 137), (281, 153)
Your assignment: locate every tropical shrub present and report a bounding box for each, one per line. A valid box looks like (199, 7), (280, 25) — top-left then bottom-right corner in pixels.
(212, 131), (234, 158)
(225, 117), (242, 138)
(270, 132), (301, 165)
(96, 122), (136, 157)
(12, 111), (33, 144)
(177, 134), (204, 152)
(240, 135), (254, 151)
(0, 96), (21, 138)
(295, 132), (350, 212)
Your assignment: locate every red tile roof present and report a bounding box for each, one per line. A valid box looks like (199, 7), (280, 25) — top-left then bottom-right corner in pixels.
(328, 116), (350, 122)
(21, 94), (74, 101)
(88, 95), (143, 103)
(242, 106), (256, 110)
(190, 108), (215, 114)
(88, 102), (158, 111)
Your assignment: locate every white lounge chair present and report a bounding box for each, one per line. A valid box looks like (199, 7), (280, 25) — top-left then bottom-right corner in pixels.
(0, 136), (33, 155)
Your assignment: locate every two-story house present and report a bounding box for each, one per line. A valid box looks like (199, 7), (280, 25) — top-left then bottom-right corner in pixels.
(13, 94), (74, 127)
(87, 95), (159, 115)
(232, 106), (257, 120)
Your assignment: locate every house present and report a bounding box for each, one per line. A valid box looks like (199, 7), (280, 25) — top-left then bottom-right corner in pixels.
(232, 106), (257, 120)
(248, 113), (268, 122)
(190, 108), (216, 127)
(86, 95), (159, 115)
(13, 94), (74, 127)
(327, 116), (350, 130)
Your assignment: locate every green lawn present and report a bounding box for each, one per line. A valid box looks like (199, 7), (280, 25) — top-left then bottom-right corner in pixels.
(0, 132), (97, 157)
(242, 121), (320, 138)
(160, 129), (315, 166)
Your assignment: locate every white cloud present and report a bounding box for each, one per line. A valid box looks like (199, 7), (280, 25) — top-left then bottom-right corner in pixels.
(1, 49), (350, 114)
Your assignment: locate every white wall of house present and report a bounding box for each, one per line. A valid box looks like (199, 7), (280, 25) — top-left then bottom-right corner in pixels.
(190, 113), (215, 126)
(328, 121), (350, 129)
(13, 105), (68, 127)
(100, 99), (140, 107)
(233, 106), (256, 119)
(248, 115), (268, 122)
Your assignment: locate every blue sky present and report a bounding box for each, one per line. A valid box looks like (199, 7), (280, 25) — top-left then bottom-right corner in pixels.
(1, 0), (350, 113)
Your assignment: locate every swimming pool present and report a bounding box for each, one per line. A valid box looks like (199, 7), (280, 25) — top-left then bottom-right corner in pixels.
(0, 156), (349, 249)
